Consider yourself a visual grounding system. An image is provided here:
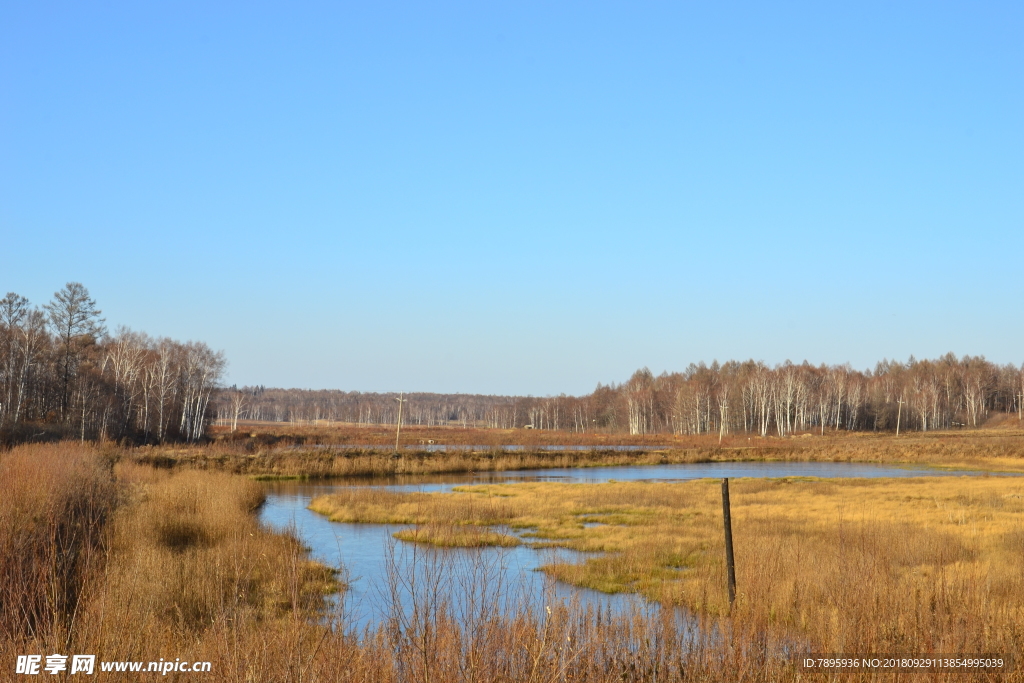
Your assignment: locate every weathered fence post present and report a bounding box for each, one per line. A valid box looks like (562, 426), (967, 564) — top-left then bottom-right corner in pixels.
(721, 477), (737, 608)
(394, 392), (406, 452)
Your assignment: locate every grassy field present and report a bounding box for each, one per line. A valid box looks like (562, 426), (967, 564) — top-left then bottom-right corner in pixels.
(311, 474), (1024, 658)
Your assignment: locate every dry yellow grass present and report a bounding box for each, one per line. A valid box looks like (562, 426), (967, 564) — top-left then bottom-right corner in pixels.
(309, 487), (524, 547)
(392, 525), (521, 547)
(309, 487), (520, 525)
(1, 449), (343, 681)
(86, 464), (340, 640)
(311, 475), (1024, 657)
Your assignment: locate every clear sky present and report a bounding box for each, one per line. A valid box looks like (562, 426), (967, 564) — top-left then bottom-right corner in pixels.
(2, 1), (1021, 395)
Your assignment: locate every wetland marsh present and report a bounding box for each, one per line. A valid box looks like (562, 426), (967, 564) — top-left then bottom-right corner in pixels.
(6, 436), (1024, 681)
(263, 460), (1024, 650)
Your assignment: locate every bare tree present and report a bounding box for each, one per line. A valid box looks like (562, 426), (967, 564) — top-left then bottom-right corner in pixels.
(44, 283), (105, 420)
(0, 293), (29, 428)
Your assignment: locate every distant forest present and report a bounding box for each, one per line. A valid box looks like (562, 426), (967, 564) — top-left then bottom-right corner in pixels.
(3, 284), (1022, 445)
(224, 356), (1024, 437)
(1, 284), (224, 444)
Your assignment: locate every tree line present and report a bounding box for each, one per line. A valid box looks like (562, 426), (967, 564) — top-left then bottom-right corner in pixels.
(5, 283), (1020, 443)
(215, 387), (522, 431)
(0, 283), (224, 444)
(606, 357), (1023, 437)
(224, 356), (1024, 437)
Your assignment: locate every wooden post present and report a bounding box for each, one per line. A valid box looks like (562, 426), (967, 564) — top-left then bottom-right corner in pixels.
(721, 477), (737, 608)
(394, 392), (406, 452)
(896, 396), (904, 436)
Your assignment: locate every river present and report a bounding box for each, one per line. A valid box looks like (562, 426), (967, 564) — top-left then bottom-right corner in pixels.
(258, 460), (990, 631)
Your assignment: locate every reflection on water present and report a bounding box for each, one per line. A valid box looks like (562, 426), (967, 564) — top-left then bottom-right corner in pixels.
(259, 460), (990, 631)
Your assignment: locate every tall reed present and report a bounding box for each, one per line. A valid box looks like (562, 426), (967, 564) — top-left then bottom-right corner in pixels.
(0, 443), (115, 649)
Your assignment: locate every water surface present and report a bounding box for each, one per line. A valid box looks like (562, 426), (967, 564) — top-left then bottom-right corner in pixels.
(259, 460), (992, 631)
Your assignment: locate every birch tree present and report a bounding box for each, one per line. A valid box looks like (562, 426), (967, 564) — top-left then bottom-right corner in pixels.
(229, 388), (249, 432)
(178, 342), (226, 441)
(625, 368), (654, 435)
(106, 328), (149, 438)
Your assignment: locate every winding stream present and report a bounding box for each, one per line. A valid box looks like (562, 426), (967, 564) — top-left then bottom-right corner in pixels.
(258, 461), (992, 631)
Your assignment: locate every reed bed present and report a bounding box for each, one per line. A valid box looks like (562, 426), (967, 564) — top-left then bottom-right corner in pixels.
(0, 443), (116, 647)
(135, 445), (689, 480)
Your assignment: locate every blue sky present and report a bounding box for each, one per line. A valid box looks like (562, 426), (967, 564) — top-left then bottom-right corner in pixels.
(2, 1), (1021, 394)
